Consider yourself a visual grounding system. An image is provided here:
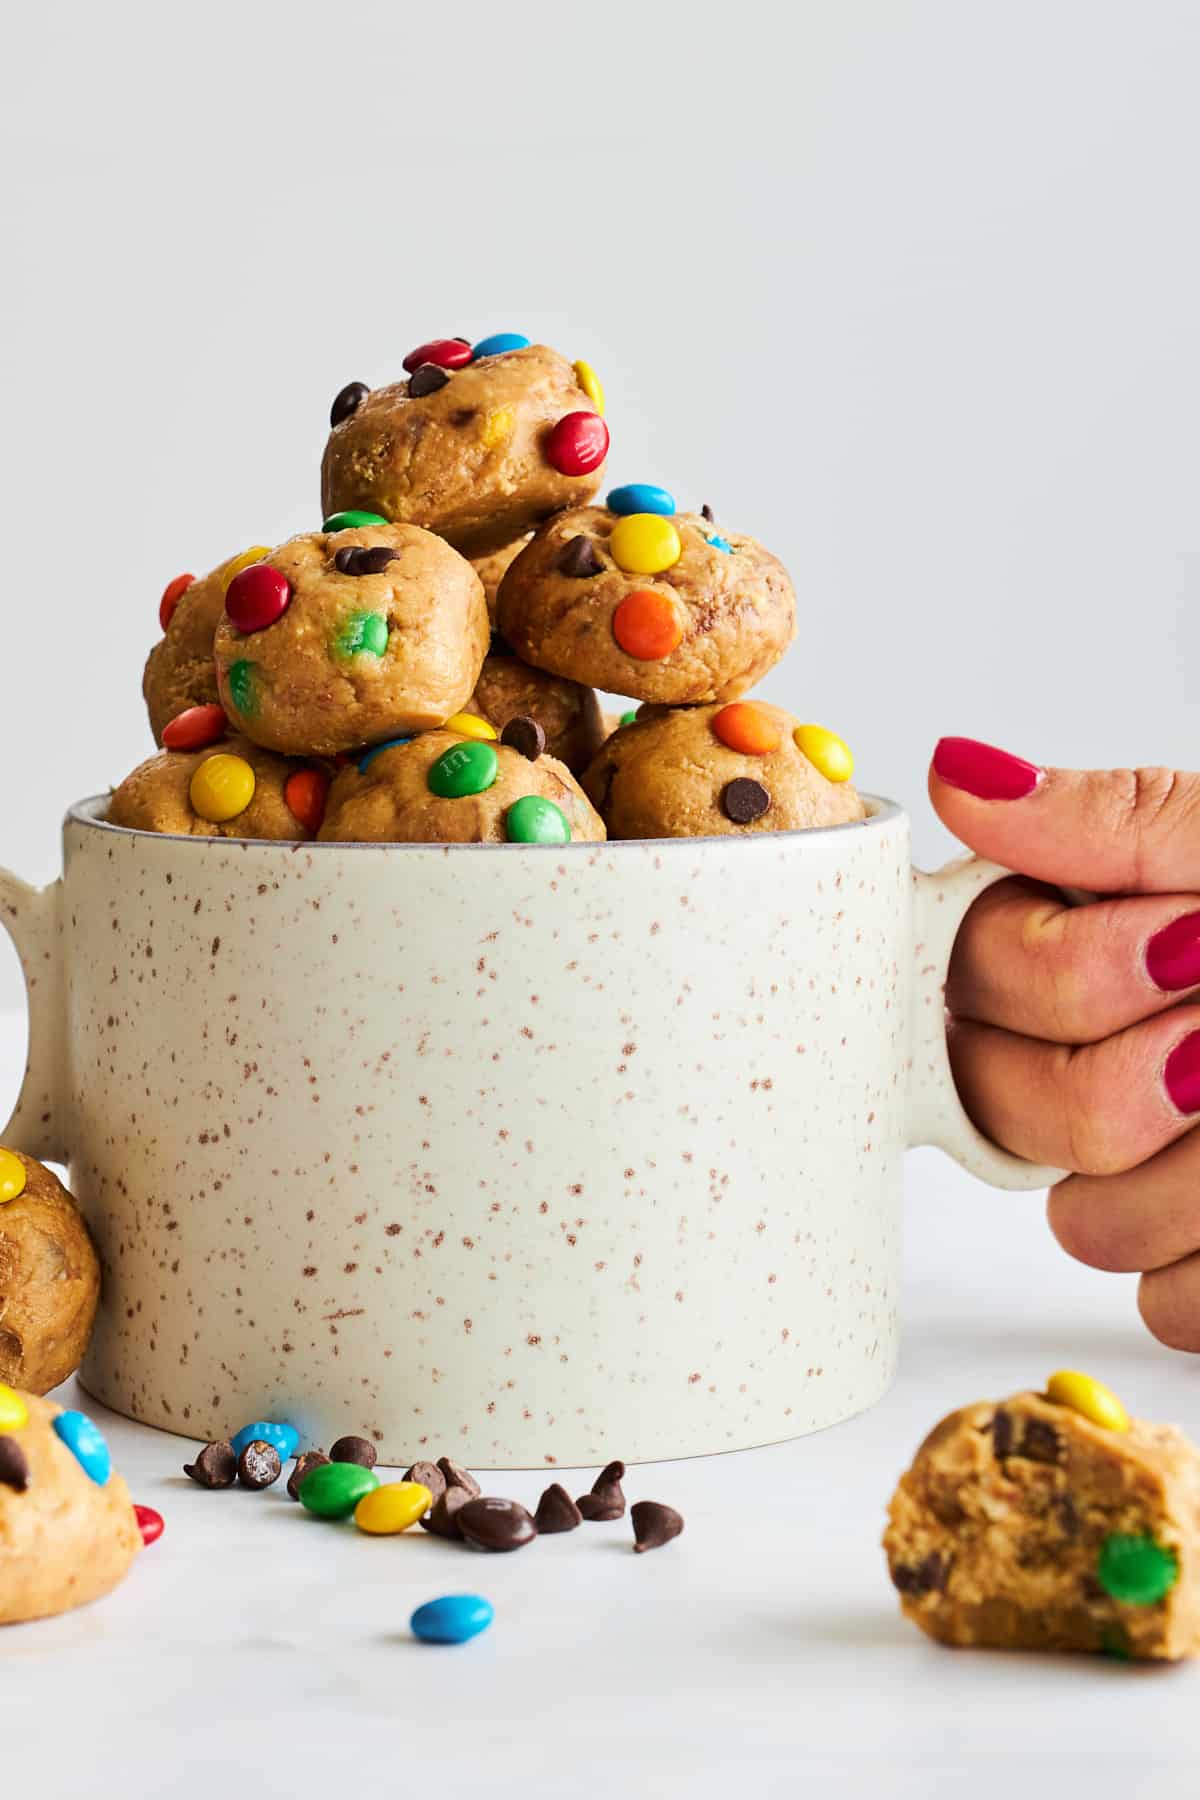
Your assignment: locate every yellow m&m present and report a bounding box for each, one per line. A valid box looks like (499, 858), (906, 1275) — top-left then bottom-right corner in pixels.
(354, 1480), (433, 1535)
(1046, 1370), (1130, 1433)
(189, 753), (256, 824)
(220, 545), (273, 595)
(794, 724), (854, 784)
(0, 1147), (27, 1205)
(444, 712), (498, 742)
(573, 359), (605, 416)
(0, 1383), (29, 1432)
(609, 514), (681, 576)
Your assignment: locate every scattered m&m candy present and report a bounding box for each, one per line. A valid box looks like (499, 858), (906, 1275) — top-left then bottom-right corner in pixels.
(402, 338), (473, 373)
(298, 1459), (379, 1519)
(427, 741), (499, 799)
(229, 1420), (300, 1461)
(794, 724), (854, 784)
(471, 332), (530, 359)
(713, 703), (780, 757)
(158, 572), (194, 633)
(0, 1148), (28, 1205)
(1045, 1370), (1130, 1434)
(545, 412), (609, 477)
(0, 1383), (29, 1431)
(226, 564), (291, 635)
(573, 359), (605, 414)
(607, 483), (675, 518)
(162, 704), (227, 753)
(411, 1594), (494, 1645)
(354, 1480), (433, 1535)
(506, 795), (571, 845)
(134, 1504), (164, 1547)
(53, 1409), (111, 1486)
(284, 768), (330, 835)
(609, 514), (681, 576)
(612, 590), (682, 662)
(190, 754), (256, 824)
(444, 712), (498, 742)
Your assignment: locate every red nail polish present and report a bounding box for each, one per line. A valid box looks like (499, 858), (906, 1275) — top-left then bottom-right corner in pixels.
(1146, 912), (1200, 993)
(1165, 1031), (1200, 1115)
(933, 737), (1044, 801)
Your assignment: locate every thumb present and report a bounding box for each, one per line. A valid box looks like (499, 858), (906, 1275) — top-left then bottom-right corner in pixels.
(929, 737), (1200, 893)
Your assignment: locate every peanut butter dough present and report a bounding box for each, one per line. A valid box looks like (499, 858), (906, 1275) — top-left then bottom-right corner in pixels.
(214, 525), (487, 756)
(472, 536), (532, 621)
(108, 736), (314, 839)
(321, 345), (605, 555)
(318, 730), (605, 845)
(496, 506), (796, 704)
(0, 1154), (100, 1395)
(469, 650), (604, 775)
(0, 1392), (142, 1625)
(143, 560), (227, 743)
(884, 1388), (1200, 1660)
(582, 702), (865, 840)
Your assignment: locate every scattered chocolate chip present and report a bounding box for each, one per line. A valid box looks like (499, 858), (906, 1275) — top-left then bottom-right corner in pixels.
(334, 545), (399, 577)
(631, 1501), (684, 1553)
(0, 1435), (30, 1492)
(489, 631), (515, 658)
(500, 714), (545, 761)
(409, 363), (451, 398)
(420, 1485), (470, 1539)
(557, 534), (604, 578)
(404, 1460), (446, 1506)
(991, 1410), (1014, 1459)
(330, 1434), (377, 1469)
(534, 1482), (582, 1533)
(437, 1456), (481, 1497)
(237, 1440), (282, 1489)
(721, 778), (770, 824)
(890, 1552), (949, 1595)
(287, 1449), (330, 1501)
(577, 1459), (626, 1520)
(458, 1495), (538, 1553)
(1019, 1418), (1063, 1464)
(330, 381), (369, 428)
(700, 503), (715, 522)
(183, 1440), (237, 1489)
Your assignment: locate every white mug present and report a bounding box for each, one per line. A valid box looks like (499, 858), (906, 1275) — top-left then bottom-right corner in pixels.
(0, 797), (1056, 1466)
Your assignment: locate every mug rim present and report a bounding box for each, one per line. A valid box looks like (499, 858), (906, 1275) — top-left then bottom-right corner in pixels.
(66, 791), (905, 851)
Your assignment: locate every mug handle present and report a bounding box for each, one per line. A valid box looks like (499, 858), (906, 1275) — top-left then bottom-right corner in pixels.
(0, 868), (67, 1163)
(907, 851), (1065, 1191)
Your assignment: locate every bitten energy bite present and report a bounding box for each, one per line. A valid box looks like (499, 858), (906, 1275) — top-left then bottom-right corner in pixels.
(583, 700), (864, 839)
(318, 721), (605, 845)
(884, 1373), (1200, 1660)
(0, 1150), (100, 1395)
(496, 485), (796, 705)
(321, 334), (609, 555)
(143, 545), (271, 743)
(109, 732), (326, 840)
(469, 644), (605, 775)
(214, 524), (488, 756)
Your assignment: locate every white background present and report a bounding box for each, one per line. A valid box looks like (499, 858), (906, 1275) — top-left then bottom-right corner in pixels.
(3, 4), (1200, 1790)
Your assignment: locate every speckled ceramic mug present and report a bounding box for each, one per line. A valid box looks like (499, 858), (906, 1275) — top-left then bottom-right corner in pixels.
(0, 798), (1056, 1466)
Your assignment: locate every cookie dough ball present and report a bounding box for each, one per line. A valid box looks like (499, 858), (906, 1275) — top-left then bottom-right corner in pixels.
(496, 499), (796, 705)
(108, 734), (323, 840)
(318, 728), (605, 845)
(469, 649), (604, 775)
(0, 1152), (100, 1395)
(321, 340), (607, 555)
(472, 535), (532, 622)
(214, 525), (487, 756)
(0, 1391), (142, 1624)
(884, 1379), (1200, 1660)
(582, 702), (865, 840)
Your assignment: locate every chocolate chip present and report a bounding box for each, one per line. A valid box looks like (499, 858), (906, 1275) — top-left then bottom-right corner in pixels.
(330, 1434), (377, 1469)
(991, 1410), (1014, 1459)
(0, 1435), (30, 1492)
(420, 1485), (470, 1539)
(334, 545), (398, 577)
(890, 1552), (949, 1595)
(721, 778), (770, 824)
(409, 363), (451, 398)
(404, 1460), (446, 1506)
(1019, 1419), (1063, 1465)
(557, 534), (604, 578)
(1055, 1495), (1080, 1538)
(500, 714), (545, 761)
(183, 1440), (237, 1489)
(534, 1482), (582, 1533)
(458, 1495), (538, 1552)
(631, 1501), (684, 1553)
(437, 1456), (481, 1497)
(287, 1449), (329, 1501)
(700, 503), (715, 522)
(238, 1440), (282, 1489)
(330, 381), (369, 428)
(577, 1459), (626, 1520)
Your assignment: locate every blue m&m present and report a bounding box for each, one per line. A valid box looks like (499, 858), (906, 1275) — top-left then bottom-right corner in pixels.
(705, 533), (732, 553)
(358, 737), (414, 774)
(411, 1594), (495, 1645)
(53, 1410), (111, 1486)
(230, 1420), (300, 1461)
(607, 483), (675, 517)
(472, 333), (530, 359)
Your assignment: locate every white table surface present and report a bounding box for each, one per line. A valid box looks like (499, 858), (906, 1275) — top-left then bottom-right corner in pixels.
(2, 1009), (1197, 1799)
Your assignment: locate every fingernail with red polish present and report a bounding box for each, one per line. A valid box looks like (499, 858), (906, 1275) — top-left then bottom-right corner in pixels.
(1164, 1030), (1200, 1115)
(933, 737), (1044, 801)
(1147, 912), (1200, 993)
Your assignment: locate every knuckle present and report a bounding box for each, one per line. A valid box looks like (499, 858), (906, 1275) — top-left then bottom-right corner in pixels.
(1047, 1181), (1141, 1272)
(1110, 767), (1198, 888)
(1138, 1267), (1200, 1352)
(1059, 1051), (1135, 1176)
(1016, 905), (1097, 1041)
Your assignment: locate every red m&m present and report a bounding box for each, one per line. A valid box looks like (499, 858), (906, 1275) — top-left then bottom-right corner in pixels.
(545, 412), (609, 477)
(226, 564), (291, 634)
(158, 573), (194, 633)
(402, 338), (473, 374)
(162, 704), (228, 752)
(134, 1504), (164, 1547)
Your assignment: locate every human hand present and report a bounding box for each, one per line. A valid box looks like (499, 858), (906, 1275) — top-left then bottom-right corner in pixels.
(930, 737), (1200, 1349)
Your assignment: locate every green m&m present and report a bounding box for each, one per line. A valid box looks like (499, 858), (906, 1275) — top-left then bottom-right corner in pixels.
(1096, 1533), (1179, 1606)
(333, 612), (389, 659)
(618, 710), (638, 727)
(323, 510), (388, 533)
(226, 658), (260, 718)
(427, 740), (498, 799)
(505, 795), (571, 844)
(298, 1460), (379, 1520)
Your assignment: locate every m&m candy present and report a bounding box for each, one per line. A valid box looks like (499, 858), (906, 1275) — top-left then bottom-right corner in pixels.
(158, 572), (194, 633)
(794, 724), (854, 784)
(0, 1149), (27, 1205)
(706, 533), (732, 553)
(190, 754), (256, 824)
(230, 1420), (300, 1461)
(427, 741), (499, 799)
(713, 703), (780, 756)
(333, 612), (389, 659)
(354, 1481), (433, 1535)
(618, 710), (638, 728)
(1045, 1370), (1130, 1434)
(135, 1504), (164, 1547)
(162, 704), (227, 753)
(471, 332), (530, 359)
(609, 514), (681, 576)
(612, 590), (682, 661)
(1096, 1533), (1179, 1606)
(299, 1460), (379, 1519)
(402, 338), (473, 373)
(411, 1594), (494, 1645)
(573, 359), (605, 414)
(0, 1383), (28, 1431)
(53, 1410), (111, 1485)
(323, 511), (388, 533)
(505, 795), (571, 845)
(284, 768), (330, 834)
(226, 565), (291, 634)
(545, 412), (609, 477)
(444, 712), (498, 741)
(220, 546), (273, 596)
(607, 484), (675, 518)
(225, 660), (260, 719)
(358, 737), (413, 774)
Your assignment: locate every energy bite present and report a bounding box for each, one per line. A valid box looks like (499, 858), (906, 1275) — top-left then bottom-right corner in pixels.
(0, 1150), (100, 1394)
(321, 337), (608, 556)
(469, 647), (605, 776)
(495, 493), (795, 705)
(471, 536), (532, 621)
(883, 1374), (1200, 1660)
(582, 701), (864, 840)
(318, 728), (605, 845)
(213, 524), (488, 756)
(143, 546), (270, 743)
(108, 735), (322, 840)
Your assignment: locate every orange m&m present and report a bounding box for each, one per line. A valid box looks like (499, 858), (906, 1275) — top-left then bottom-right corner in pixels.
(162, 704), (227, 752)
(158, 572), (194, 633)
(285, 768), (330, 834)
(612, 590), (682, 661)
(712, 702), (780, 756)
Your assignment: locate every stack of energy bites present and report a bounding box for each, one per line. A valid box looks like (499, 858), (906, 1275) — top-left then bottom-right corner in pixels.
(120, 330), (864, 844)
